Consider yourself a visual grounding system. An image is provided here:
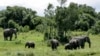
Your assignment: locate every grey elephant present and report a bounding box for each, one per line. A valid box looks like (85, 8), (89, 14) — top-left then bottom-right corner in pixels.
(65, 43), (72, 50)
(65, 39), (79, 50)
(3, 28), (17, 41)
(50, 39), (59, 50)
(25, 41), (35, 48)
(71, 35), (91, 49)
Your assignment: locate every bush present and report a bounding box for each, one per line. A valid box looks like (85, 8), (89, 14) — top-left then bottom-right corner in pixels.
(23, 25), (30, 32)
(90, 21), (100, 34)
(35, 24), (44, 33)
(18, 26), (24, 32)
(18, 25), (29, 32)
(8, 20), (17, 28)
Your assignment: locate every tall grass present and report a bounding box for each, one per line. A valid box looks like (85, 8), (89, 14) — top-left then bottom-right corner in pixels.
(0, 30), (100, 56)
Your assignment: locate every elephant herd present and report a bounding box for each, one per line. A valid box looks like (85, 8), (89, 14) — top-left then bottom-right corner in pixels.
(49, 35), (91, 50)
(24, 36), (91, 50)
(3, 28), (91, 50)
(65, 36), (91, 50)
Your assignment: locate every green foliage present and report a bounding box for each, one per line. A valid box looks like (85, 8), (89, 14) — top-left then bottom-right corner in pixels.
(57, 0), (67, 7)
(8, 20), (17, 28)
(44, 3), (55, 19)
(75, 13), (95, 31)
(0, 2), (99, 44)
(18, 25), (30, 32)
(35, 24), (44, 32)
(23, 25), (30, 32)
(18, 26), (24, 32)
(90, 21), (100, 34)
(0, 6), (37, 29)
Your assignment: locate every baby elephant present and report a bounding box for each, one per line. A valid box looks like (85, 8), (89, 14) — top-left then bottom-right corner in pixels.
(25, 41), (35, 48)
(50, 39), (59, 50)
(65, 43), (72, 50)
(65, 39), (79, 50)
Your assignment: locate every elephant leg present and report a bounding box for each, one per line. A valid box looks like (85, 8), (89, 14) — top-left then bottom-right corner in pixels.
(10, 35), (12, 41)
(28, 46), (30, 48)
(52, 46), (54, 50)
(32, 45), (35, 48)
(55, 46), (57, 49)
(81, 43), (85, 49)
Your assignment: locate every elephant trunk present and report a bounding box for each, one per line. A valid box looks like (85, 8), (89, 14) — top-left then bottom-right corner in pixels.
(86, 37), (91, 48)
(88, 40), (91, 48)
(13, 28), (17, 39)
(15, 33), (17, 39)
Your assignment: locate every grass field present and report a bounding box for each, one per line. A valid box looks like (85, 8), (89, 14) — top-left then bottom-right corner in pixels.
(0, 30), (100, 56)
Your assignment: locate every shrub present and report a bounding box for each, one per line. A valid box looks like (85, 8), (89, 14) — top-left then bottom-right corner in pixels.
(8, 20), (17, 28)
(23, 25), (30, 32)
(90, 21), (100, 34)
(18, 26), (24, 32)
(35, 24), (44, 33)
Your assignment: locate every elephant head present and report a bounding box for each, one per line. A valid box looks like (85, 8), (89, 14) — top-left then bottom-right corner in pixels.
(3, 28), (17, 41)
(11, 28), (17, 39)
(82, 36), (91, 48)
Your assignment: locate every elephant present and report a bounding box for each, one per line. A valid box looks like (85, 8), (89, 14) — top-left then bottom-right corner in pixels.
(25, 41), (35, 48)
(70, 39), (79, 49)
(3, 28), (17, 41)
(65, 39), (79, 50)
(70, 35), (91, 49)
(65, 43), (72, 50)
(50, 39), (59, 50)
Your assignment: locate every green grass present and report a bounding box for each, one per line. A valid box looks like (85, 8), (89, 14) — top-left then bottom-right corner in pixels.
(0, 30), (100, 56)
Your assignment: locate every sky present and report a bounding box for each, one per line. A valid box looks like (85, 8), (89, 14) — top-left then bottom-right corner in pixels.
(0, 0), (100, 16)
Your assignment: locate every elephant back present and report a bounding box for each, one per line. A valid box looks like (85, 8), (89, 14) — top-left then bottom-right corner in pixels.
(51, 39), (59, 46)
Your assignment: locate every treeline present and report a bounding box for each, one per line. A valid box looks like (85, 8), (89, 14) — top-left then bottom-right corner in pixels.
(0, 2), (100, 42)
(0, 6), (48, 32)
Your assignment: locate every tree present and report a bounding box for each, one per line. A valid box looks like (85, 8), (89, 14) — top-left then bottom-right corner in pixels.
(55, 0), (67, 42)
(0, 6), (37, 29)
(90, 20), (100, 34)
(57, 0), (67, 7)
(44, 3), (55, 40)
(75, 4), (96, 31)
